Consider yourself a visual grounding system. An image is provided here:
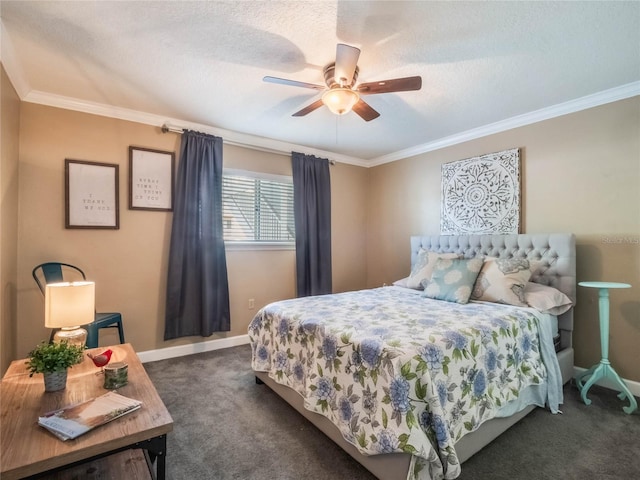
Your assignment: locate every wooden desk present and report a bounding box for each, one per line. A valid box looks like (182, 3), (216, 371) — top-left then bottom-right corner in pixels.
(0, 343), (173, 479)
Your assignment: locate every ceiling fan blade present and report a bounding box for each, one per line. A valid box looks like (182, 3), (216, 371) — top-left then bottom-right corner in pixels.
(292, 99), (325, 117)
(334, 44), (360, 86)
(263, 76), (325, 91)
(352, 99), (380, 122)
(357, 76), (422, 95)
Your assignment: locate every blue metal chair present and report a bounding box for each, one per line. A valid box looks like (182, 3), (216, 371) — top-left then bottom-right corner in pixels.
(32, 262), (125, 348)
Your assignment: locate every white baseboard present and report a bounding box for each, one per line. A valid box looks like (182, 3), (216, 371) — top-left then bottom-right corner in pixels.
(573, 366), (640, 398)
(137, 334), (250, 363)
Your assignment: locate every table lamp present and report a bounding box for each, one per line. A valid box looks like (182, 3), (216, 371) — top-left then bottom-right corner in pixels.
(45, 281), (95, 348)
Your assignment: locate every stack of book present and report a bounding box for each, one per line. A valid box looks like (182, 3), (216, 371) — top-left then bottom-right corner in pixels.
(38, 391), (142, 441)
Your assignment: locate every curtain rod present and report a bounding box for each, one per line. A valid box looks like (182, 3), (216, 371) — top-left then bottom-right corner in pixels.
(161, 123), (335, 165)
(161, 124), (184, 134)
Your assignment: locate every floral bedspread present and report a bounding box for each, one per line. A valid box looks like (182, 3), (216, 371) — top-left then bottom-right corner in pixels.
(249, 287), (562, 480)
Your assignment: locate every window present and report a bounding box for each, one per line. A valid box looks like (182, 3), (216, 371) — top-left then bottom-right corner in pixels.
(222, 169), (295, 245)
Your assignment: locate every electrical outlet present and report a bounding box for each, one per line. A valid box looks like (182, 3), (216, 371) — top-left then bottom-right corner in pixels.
(248, 298), (255, 309)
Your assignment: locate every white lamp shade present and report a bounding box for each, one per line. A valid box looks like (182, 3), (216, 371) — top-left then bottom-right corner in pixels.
(45, 281), (95, 328)
(322, 87), (360, 115)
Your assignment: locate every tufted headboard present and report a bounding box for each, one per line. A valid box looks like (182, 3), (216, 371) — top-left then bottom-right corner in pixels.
(410, 233), (576, 351)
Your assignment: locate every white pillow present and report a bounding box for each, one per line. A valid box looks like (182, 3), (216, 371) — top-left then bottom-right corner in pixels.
(392, 277), (410, 288)
(525, 282), (573, 315)
(406, 250), (460, 289)
(471, 257), (532, 306)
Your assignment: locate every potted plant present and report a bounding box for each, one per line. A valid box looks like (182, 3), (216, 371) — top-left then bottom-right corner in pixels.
(25, 341), (85, 392)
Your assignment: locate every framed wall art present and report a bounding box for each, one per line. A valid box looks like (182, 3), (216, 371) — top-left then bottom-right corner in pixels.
(129, 146), (175, 211)
(65, 159), (120, 229)
(440, 148), (521, 235)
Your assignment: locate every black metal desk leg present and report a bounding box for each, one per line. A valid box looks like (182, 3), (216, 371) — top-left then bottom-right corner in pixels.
(156, 436), (166, 480)
(139, 434), (167, 480)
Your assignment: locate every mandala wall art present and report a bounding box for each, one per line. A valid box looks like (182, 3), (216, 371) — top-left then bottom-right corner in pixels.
(440, 148), (520, 235)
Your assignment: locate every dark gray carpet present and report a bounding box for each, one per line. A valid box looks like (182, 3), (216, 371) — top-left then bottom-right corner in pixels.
(143, 345), (640, 480)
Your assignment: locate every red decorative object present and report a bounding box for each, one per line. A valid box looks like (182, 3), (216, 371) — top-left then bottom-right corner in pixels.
(87, 349), (113, 368)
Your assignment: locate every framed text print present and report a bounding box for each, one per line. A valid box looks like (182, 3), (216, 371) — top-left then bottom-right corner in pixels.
(440, 148), (521, 235)
(129, 146), (175, 211)
(65, 159), (119, 229)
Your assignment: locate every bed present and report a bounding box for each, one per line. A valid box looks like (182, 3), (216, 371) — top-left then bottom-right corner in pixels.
(249, 233), (576, 480)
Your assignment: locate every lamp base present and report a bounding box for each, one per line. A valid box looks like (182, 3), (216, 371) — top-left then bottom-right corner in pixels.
(53, 326), (88, 349)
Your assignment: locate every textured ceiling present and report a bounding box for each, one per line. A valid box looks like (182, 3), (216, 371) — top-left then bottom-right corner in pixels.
(1, 1), (639, 164)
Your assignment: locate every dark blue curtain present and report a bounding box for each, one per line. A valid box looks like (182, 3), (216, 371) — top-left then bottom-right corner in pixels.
(164, 130), (230, 339)
(292, 152), (332, 297)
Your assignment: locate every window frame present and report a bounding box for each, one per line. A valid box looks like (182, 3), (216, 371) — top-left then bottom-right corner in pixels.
(222, 168), (295, 251)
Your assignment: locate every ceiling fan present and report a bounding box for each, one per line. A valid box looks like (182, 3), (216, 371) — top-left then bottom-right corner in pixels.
(263, 44), (422, 122)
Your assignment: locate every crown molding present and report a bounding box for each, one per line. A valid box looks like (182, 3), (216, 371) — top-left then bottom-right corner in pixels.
(368, 81), (640, 167)
(0, 20), (30, 98)
(20, 90), (369, 167)
(7, 41), (638, 170)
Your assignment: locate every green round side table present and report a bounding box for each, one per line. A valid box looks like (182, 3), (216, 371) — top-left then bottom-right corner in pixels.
(576, 281), (636, 414)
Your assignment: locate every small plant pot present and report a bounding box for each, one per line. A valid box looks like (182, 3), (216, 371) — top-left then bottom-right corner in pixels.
(43, 370), (68, 392)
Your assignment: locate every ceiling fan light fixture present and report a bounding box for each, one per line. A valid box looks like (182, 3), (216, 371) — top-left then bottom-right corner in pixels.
(322, 87), (360, 115)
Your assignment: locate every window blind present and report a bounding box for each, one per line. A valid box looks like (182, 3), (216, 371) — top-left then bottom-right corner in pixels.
(222, 171), (295, 243)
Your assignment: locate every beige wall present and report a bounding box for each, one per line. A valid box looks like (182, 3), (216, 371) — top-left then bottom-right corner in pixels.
(1, 65), (20, 375)
(331, 161), (369, 293)
(5, 79), (639, 384)
(14, 103), (368, 359)
(367, 97), (640, 382)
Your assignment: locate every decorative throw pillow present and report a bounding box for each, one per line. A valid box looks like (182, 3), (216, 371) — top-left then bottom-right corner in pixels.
(471, 257), (532, 306)
(422, 257), (484, 304)
(407, 250), (460, 289)
(524, 282), (573, 315)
